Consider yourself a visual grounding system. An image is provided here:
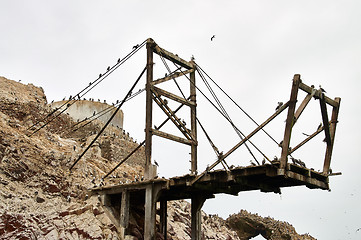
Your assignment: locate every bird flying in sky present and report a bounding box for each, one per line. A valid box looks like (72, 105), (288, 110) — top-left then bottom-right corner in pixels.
(211, 35), (215, 41)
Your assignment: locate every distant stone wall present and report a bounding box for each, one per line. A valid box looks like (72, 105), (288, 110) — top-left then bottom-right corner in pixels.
(51, 100), (123, 129)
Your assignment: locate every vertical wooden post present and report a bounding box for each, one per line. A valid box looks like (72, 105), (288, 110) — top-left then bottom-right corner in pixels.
(323, 97), (341, 174)
(119, 190), (130, 238)
(191, 194), (206, 240)
(145, 38), (154, 180)
(190, 61), (197, 174)
(160, 200), (167, 239)
(280, 74), (300, 169)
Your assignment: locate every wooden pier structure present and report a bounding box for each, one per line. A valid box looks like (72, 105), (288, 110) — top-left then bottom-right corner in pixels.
(90, 38), (341, 240)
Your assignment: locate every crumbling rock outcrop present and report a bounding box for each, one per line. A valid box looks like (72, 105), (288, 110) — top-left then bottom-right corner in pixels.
(226, 210), (316, 240)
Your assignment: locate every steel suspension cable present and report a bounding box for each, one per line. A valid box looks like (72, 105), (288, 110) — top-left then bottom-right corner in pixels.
(196, 64), (279, 146)
(28, 40), (146, 136)
(175, 64), (272, 163)
(158, 54), (230, 166)
(102, 97), (192, 179)
(69, 66), (147, 171)
(70, 88), (145, 132)
(159, 51), (270, 164)
(196, 67), (260, 164)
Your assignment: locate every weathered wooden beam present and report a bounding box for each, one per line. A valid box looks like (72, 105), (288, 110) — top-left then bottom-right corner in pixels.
(153, 45), (193, 69)
(323, 97), (341, 174)
(145, 39), (154, 180)
(299, 82), (338, 107)
(152, 128), (195, 146)
(152, 92), (194, 141)
(152, 69), (194, 85)
(285, 171), (329, 190)
(280, 74), (300, 169)
(294, 88), (316, 123)
(236, 177), (281, 193)
(319, 93), (332, 146)
(191, 101), (290, 185)
(222, 101), (290, 162)
(290, 125), (324, 154)
(190, 61), (197, 175)
(153, 86), (195, 107)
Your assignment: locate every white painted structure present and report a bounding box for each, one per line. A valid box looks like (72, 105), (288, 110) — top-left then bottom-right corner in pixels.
(51, 100), (123, 129)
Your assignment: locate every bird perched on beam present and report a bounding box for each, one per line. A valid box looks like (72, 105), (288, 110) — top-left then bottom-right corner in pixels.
(275, 102), (283, 111)
(133, 44), (139, 50)
(319, 85), (326, 93)
(211, 35), (216, 41)
(107, 66), (110, 71)
(154, 160), (159, 167)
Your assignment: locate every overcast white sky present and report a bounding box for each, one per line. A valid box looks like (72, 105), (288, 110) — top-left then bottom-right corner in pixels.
(1, 1), (361, 239)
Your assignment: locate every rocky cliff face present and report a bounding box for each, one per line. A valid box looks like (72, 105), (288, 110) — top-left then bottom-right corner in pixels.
(0, 76), (315, 239)
(227, 210), (315, 240)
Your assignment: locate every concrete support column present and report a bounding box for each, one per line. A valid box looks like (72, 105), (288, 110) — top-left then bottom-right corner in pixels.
(144, 183), (162, 240)
(144, 185), (156, 240)
(191, 195), (206, 240)
(160, 200), (167, 239)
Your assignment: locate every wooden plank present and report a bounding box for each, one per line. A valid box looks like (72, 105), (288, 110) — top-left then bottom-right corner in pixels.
(323, 97), (341, 174)
(319, 93), (332, 146)
(280, 74), (300, 169)
(153, 86), (195, 107)
(299, 82), (338, 107)
(152, 128), (195, 146)
(153, 45), (193, 69)
(153, 69), (194, 85)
